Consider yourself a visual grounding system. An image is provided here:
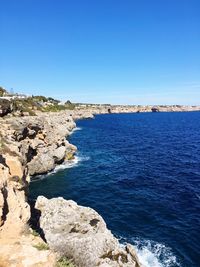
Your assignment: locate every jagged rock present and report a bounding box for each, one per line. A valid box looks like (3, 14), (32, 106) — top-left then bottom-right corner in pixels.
(35, 196), (141, 267)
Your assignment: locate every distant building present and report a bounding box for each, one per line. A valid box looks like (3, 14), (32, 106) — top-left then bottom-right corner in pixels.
(0, 94), (28, 101)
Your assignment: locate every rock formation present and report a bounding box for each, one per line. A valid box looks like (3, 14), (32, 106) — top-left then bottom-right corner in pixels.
(0, 108), (142, 266)
(0, 111), (80, 177)
(36, 196), (141, 267)
(0, 150), (57, 266)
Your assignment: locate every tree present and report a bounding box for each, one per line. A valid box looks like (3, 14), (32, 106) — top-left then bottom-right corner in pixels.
(0, 87), (7, 97)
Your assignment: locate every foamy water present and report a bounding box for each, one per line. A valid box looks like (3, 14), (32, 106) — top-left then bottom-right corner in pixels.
(118, 236), (179, 267)
(132, 239), (179, 267)
(31, 153), (90, 181)
(69, 127), (82, 135)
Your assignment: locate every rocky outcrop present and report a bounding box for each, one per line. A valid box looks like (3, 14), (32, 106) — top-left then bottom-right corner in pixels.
(0, 111), (79, 176)
(36, 196), (141, 267)
(0, 150), (58, 266)
(0, 109), (95, 233)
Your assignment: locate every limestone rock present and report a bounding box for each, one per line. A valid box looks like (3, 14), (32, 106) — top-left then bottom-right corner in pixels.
(0, 234), (57, 267)
(0, 156), (30, 238)
(28, 153), (55, 176)
(52, 146), (66, 163)
(35, 196), (141, 267)
(0, 190), (4, 227)
(5, 155), (23, 178)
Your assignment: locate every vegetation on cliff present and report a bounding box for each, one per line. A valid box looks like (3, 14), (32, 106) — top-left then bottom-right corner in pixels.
(0, 86), (76, 117)
(0, 87), (7, 97)
(56, 257), (76, 267)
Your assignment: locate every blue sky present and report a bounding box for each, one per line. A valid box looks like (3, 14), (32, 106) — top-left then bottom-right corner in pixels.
(1, 0), (200, 104)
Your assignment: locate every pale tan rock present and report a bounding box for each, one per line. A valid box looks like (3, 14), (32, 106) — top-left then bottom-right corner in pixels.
(37, 132), (45, 140)
(0, 235), (57, 267)
(5, 155), (23, 178)
(0, 190), (4, 226)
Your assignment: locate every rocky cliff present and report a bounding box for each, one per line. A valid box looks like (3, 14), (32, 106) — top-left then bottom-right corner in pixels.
(36, 196), (141, 267)
(0, 109), (142, 267)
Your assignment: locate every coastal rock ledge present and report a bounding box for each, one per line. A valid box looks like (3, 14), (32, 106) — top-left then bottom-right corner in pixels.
(36, 196), (142, 267)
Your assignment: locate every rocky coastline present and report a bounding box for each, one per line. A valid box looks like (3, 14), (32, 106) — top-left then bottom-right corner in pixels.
(0, 104), (200, 266)
(0, 109), (143, 267)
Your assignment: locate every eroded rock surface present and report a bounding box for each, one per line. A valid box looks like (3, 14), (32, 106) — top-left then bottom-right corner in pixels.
(0, 156), (30, 237)
(36, 196), (142, 267)
(0, 111), (80, 176)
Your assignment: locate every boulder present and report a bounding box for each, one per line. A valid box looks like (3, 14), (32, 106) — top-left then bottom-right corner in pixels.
(52, 146), (66, 163)
(28, 154), (55, 175)
(35, 196), (141, 267)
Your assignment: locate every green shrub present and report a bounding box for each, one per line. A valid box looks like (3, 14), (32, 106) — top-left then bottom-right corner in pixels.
(0, 86), (7, 96)
(31, 95), (48, 102)
(33, 242), (49, 251)
(47, 97), (60, 104)
(56, 257), (76, 267)
(12, 99), (37, 115)
(42, 104), (67, 112)
(65, 103), (75, 110)
(31, 229), (40, 237)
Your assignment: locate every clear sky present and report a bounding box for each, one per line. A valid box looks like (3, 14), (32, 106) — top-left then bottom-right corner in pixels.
(1, 0), (200, 105)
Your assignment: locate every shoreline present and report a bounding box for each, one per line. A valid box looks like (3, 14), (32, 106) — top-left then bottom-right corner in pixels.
(0, 109), (143, 266)
(0, 108), (198, 266)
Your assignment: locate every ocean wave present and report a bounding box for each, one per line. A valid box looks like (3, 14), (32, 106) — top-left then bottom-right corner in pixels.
(53, 154), (90, 172)
(31, 154), (90, 181)
(53, 155), (80, 171)
(120, 237), (180, 267)
(69, 127), (82, 135)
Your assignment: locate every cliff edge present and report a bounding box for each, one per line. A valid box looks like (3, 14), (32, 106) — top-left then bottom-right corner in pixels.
(0, 110), (142, 267)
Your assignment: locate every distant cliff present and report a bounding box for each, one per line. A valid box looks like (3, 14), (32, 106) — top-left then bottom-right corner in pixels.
(0, 86), (200, 119)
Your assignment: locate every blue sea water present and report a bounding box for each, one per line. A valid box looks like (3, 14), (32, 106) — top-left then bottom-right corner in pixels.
(29, 112), (200, 267)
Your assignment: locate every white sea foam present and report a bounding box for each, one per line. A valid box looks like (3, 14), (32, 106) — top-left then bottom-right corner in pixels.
(53, 154), (90, 172)
(53, 155), (80, 172)
(121, 238), (180, 267)
(196, 193), (200, 200)
(69, 127), (82, 135)
(31, 154), (90, 181)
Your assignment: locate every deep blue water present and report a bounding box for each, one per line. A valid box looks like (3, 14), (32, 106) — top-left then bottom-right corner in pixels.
(30, 112), (200, 267)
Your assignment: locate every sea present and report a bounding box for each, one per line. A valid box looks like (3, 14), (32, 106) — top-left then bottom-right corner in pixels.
(29, 112), (200, 267)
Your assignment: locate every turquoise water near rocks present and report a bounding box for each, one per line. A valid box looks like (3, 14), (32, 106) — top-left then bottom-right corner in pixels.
(30, 112), (200, 267)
